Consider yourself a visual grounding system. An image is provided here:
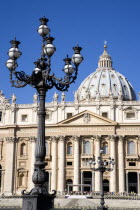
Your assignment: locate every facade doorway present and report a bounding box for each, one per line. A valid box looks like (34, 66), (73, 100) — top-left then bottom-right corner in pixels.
(83, 171), (92, 191)
(66, 179), (73, 192)
(103, 179), (109, 192)
(128, 172), (137, 193)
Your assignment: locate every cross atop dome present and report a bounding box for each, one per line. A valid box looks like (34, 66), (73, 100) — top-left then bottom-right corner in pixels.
(104, 41), (107, 49)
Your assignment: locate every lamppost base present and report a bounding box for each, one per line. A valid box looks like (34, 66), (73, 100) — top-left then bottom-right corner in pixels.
(22, 188), (56, 210)
(97, 206), (108, 210)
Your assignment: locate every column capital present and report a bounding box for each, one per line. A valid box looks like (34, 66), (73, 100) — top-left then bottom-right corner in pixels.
(29, 136), (37, 142)
(5, 137), (16, 142)
(72, 135), (80, 141)
(58, 135), (65, 141)
(136, 135), (140, 141)
(118, 135), (125, 141)
(108, 135), (117, 141)
(94, 135), (101, 141)
(0, 138), (4, 142)
(50, 136), (57, 142)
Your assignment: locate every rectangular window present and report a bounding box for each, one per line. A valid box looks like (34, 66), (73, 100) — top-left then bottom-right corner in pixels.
(46, 114), (50, 120)
(21, 115), (28, 122)
(67, 161), (72, 166)
(67, 113), (73, 119)
(0, 112), (2, 122)
(102, 112), (108, 118)
(129, 162), (136, 166)
(45, 113), (52, 121)
(126, 112), (135, 119)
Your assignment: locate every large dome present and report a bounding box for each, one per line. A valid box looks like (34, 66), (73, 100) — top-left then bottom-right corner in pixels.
(76, 44), (136, 101)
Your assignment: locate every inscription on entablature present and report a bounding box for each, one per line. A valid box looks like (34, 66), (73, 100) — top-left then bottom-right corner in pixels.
(46, 127), (114, 133)
(16, 129), (36, 133)
(117, 127), (140, 131)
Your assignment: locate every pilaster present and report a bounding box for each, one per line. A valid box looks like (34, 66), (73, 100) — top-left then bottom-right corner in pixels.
(118, 135), (125, 193)
(51, 136), (57, 191)
(28, 137), (36, 191)
(94, 135), (101, 191)
(58, 136), (65, 192)
(4, 137), (16, 195)
(73, 135), (80, 191)
(110, 135), (117, 192)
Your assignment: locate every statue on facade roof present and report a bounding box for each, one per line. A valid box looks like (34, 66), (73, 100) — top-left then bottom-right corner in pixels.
(74, 91), (79, 102)
(11, 93), (16, 104)
(33, 93), (38, 103)
(53, 92), (59, 102)
(61, 92), (65, 102)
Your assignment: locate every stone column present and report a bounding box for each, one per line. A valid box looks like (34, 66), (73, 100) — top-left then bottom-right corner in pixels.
(28, 137), (36, 191)
(118, 136), (125, 193)
(51, 136), (57, 191)
(94, 135), (101, 192)
(58, 136), (65, 192)
(4, 137), (15, 195)
(110, 135), (117, 192)
(73, 136), (80, 191)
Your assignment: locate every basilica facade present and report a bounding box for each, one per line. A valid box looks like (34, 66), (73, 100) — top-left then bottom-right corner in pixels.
(0, 45), (140, 196)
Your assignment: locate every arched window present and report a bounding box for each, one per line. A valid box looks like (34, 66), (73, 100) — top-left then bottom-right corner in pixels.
(67, 142), (73, 155)
(20, 143), (26, 156)
(45, 142), (49, 155)
(19, 173), (25, 187)
(103, 142), (108, 154)
(83, 141), (91, 154)
(128, 141), (135, 155)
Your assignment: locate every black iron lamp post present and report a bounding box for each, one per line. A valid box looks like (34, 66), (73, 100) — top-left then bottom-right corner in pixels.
(6, 17), (83, 210)
(89, 149), (115, 210)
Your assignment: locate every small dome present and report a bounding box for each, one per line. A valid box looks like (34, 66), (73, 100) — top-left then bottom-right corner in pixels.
(76, 45), (136, 101)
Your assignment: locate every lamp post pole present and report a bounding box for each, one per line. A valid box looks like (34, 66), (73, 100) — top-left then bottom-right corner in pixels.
(89, 149), (115, 210)
(6, 17), (83, 210)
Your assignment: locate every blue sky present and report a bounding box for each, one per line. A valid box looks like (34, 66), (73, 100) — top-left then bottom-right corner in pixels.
(1, 0), (140, 103)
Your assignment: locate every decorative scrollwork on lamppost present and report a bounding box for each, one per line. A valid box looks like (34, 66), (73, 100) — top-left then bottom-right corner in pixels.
(89, 149), (115, 210)
(6, 17), (83, 210)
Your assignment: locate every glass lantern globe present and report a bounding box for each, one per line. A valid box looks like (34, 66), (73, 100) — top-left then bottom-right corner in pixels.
(63, 64), (75, 75)
(6, 59), (17, 70)
(8, 47), (21, 59)
(38, 25), (50, 37)
(44, 44), (56, 57)
(72, 53), (83, 66)
(34, 67), (41, 74)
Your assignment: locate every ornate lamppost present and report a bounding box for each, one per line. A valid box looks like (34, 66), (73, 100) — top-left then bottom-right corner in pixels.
(89, 149), (115, 210)
(6, 17), (83, 210)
